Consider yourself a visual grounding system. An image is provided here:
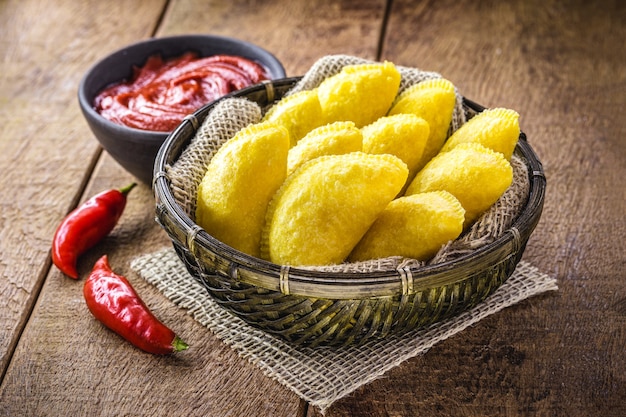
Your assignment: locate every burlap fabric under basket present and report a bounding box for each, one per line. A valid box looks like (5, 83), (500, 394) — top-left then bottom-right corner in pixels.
(155, 55), (544, 348)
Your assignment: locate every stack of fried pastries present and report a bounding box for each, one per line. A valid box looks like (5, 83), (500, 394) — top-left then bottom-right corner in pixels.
(196, 61), (521, 266)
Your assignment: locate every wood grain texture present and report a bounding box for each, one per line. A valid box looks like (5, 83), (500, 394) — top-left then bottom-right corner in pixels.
(0, 158), (303, 417)
(1, 0), (624, 415)
(0, 0), (167, 379)
(158, 0), (387, 75)
(0, 0), (386, 416)
(311, 0), (626, 416)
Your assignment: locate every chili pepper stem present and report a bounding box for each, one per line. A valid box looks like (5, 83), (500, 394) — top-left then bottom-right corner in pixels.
(120, 182), (137, 195)
(172, 336), (189, 352)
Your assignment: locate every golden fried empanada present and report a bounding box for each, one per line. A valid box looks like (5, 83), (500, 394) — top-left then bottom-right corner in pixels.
(405, 143), (513, 226)
(349, 191), (465, 262)
(317, 62), (401, 128)
(440, 107), (520, 159)
(361, 113), (429, 184)
(196, 122), (289, 257)
(388, 78), (456, 171)
(287, 121), (363, 175)
(262, 152), (408, 265)
(262, 89), (324, 146)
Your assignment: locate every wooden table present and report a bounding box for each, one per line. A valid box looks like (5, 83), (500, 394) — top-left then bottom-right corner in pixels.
(1, 0), (624, 415)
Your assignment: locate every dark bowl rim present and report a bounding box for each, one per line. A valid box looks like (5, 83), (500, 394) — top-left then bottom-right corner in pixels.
(153, 77), (546, 296)
(77, 34), (287, 140)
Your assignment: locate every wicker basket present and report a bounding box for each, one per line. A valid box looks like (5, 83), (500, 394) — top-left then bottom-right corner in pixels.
(153, 77), (546, 347)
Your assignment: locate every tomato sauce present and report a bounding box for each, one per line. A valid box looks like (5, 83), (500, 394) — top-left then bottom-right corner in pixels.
(94, 53), (270, 131)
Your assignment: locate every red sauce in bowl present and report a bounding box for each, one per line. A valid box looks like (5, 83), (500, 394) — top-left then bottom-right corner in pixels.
(94, 53), (270, 132)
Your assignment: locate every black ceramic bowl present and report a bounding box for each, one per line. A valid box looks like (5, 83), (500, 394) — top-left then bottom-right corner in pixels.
(78, 35), (286, 185)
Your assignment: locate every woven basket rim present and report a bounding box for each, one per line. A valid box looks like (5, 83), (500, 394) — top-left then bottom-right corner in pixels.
(153, 77), (546, 299)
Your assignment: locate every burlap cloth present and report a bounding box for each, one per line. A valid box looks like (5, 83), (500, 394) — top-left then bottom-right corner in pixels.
(131, 55), (558, 413)
(131, 251), (556, 413)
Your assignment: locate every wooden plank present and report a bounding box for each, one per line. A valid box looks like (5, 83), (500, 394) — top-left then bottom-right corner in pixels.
(158, 0), (387, 75)
(0, 0), (387, 416)
(0, 0), (167, 378)
(308, 0), (626, 416)
(0, 158), (305, 416)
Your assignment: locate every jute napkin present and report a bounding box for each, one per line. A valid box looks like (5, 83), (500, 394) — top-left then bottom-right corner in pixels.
(131, 250), (557, 413)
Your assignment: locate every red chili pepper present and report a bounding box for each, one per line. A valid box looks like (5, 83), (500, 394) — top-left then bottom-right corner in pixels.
(84, 255), (188, 355)
(52, 183), (136, 279)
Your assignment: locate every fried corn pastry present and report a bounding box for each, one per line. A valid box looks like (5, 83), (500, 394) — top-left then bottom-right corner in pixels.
(405, 143), (513, 226)
(196, 122), (289, 257)
(349, 191), (465, 262)
(440, 107), (520, 160)
(262, 89), (325, 146)
(388, 78), (456, 172)
(317, 62), (401, 128)
(287, 121), (363, 175)
(262, 152), (408, 266)
(361, 113), (429, 184)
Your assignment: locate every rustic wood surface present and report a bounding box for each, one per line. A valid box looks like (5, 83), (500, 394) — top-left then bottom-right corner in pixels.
(1, 0), (624, 416)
